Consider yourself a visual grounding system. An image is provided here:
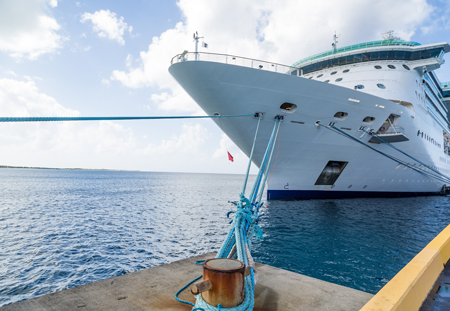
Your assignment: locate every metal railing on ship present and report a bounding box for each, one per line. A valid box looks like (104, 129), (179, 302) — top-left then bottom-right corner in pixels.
(377, 126), (405, 135)
(170, 52), (299, 75)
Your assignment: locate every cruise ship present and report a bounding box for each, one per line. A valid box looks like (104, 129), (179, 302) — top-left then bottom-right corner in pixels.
(169, 32), (450, 199)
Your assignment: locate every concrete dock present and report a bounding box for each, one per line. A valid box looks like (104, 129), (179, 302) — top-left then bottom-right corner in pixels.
(421, 260), (450, 311)
(1, 252), (372, 311)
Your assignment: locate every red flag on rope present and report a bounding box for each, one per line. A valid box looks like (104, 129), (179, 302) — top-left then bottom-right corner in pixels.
(227, 151), (234, 162)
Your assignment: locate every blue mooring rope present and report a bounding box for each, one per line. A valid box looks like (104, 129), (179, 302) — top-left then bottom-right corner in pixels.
(363, 129), (450, 182)
(183, 116), (283, 311)
(0, 114), (256, 123)
(322, 124), (450, 184)
(174, 260), (205, 308)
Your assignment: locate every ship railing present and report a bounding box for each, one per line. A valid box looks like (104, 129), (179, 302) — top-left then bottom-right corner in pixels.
(170, 52), (299, 75)
(377, 126), (405, 135)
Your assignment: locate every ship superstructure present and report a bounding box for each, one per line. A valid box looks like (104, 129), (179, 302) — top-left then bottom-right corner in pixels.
(169, 33), (450, 199)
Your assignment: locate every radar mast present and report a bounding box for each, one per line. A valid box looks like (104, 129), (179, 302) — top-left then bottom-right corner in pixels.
(193, 31), (204, 61)
(382, 30), (401, 40)
(332, 32), (340, 52)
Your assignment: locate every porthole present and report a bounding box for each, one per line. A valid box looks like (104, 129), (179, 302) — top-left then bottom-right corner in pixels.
(377, 84), (386, 89)
(355, 85), (364, 89)
(334, 111), (348, 120)
(363, 116), (375, 124)
(403, 64), (410, 70)
(324, 80), (330, 83)
(317, 74), (323, 78)
(280, 102), (297, 113)
(330, 71), (337, 75)
(335, 78), (343, 82)
(309, 76), (313, 79)
(374, 65), (382, 69)
(388, 65), (396, 69)
(343, 69), (350, 73)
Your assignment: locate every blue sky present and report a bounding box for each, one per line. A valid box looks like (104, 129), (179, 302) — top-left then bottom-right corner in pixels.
(0, 0), (449, 173)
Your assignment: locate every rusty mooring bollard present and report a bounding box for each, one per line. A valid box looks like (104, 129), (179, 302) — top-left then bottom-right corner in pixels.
(191, 258), (246, 308)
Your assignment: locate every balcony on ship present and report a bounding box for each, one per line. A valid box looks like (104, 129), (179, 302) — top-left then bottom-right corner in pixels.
(369, 114), (409, 143)
(369, 126), (409, 144)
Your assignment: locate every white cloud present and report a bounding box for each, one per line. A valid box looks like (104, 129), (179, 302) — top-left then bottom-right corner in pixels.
(111, 0), (434, 113)
(84, 46), (91, 51)
(421, 1), (450, 34)
(149, 90), (199, 112)
(80, 9), (132, 45)
(48, 0), (57, 8)
(5, 70), (17, 76)
(101, 78), (110, 86)
(0, 78), (78, 117)
(111, 22), (190, 90)
(76, 2), (81, 7)
(145, 123), (211, 155)
(125, 54), (133, 67)
(0, 0), (64, 60)
(0, 78), (222, 172)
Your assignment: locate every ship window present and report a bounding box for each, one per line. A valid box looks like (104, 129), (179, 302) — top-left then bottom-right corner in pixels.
(334, 112), (348, 120)
(343, 69), (350, 73)
(377, 84), (386, 89)
(280, 102), (297, 113)
(355, 85), (364, 89)
(324, 80), (330, 83)
(330, 71), (337, 75)
(374, 65), (382, 69)
(403, 64), (410, 70)
(297, 48), (443, 75)
(317, 74), (323, 78)
(363, 116), (375, 124)
(388, 65), (396, 69)
(335, 78), (343, 82)
(309, 76), (313, 79)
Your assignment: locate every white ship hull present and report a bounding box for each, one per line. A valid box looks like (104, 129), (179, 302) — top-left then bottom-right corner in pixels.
(169, 59), (449, 199)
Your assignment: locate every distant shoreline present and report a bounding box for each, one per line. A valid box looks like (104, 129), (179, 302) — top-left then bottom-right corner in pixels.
(0, 166), (252, 175)
(0, 165), (139, 172)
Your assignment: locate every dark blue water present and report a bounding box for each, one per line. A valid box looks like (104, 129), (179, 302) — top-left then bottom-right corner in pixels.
(1, 169), (449, 307)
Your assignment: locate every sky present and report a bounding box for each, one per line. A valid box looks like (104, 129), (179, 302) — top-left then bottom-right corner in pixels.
(0, 0), (449, 174)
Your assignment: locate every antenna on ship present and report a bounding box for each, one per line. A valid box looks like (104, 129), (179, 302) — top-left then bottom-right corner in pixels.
(382, 30), (401, 41)
(193, 31), (203, 61)
(331, 32), (340, 52)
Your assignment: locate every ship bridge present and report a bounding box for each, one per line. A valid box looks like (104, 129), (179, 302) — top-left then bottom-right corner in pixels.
(291, 39), (450, 76)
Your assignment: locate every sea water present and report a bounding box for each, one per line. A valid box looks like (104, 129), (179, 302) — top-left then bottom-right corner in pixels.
(1, 169), (449, 306)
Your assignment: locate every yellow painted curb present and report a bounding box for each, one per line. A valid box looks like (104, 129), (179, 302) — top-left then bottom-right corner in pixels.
(360, 224), (450, 311)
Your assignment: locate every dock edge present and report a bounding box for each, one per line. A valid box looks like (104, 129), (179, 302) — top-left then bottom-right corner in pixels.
(360, 224), (450, 311)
